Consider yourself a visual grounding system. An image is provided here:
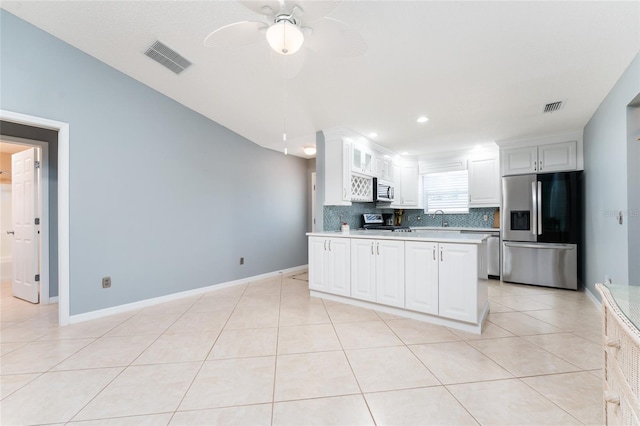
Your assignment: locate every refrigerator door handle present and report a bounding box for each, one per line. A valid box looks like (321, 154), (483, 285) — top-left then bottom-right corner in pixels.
(537, 181), (542, 235)
(531, 182), (537, 235)
(504, 242), (575, 250)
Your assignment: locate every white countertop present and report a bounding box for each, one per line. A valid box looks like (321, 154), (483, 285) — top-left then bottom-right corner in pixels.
(410, 226), (500, 233)
(307, 230), (490, 244)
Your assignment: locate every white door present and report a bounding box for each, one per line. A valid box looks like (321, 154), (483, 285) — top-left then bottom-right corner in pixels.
(11, 147), (40, 303)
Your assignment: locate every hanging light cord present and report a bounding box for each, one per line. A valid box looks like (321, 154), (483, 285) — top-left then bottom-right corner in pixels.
(282, 55), (288, 155)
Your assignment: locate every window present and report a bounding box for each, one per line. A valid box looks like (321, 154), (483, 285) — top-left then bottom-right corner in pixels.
(422, 170), (469, 213)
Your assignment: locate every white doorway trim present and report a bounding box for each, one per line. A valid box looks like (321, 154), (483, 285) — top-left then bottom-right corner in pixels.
(2, 137), (49, 304)
(0, 109), (70, 326)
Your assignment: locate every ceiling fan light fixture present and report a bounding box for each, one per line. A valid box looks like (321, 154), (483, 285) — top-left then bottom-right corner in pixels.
(266, 19), (304, 55)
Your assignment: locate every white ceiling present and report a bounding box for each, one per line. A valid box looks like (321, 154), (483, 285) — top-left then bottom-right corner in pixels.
(2, 1), (639, 158)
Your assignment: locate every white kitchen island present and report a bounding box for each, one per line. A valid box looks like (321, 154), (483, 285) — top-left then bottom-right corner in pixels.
(307, 230), (490, 333)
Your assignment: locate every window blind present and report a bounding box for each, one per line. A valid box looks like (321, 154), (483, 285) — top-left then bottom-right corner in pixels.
(422, 170), (469, 213)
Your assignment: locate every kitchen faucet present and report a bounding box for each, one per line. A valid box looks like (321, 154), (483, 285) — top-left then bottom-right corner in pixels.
(431, 209), (446, 227)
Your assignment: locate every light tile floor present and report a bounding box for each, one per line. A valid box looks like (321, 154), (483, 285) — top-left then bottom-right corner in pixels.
(0, 274), (604, 425)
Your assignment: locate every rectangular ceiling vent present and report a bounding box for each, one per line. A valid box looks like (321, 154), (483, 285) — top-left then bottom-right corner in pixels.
(543, 101), (564, 113)
(144, 41), (192, 75)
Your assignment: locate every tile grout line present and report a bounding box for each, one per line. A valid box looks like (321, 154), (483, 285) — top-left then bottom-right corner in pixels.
(270, 273), (285, 426)
(65, 293), (209, 424)
(324, 297), (379, 425)
(165, 283), (248, 425)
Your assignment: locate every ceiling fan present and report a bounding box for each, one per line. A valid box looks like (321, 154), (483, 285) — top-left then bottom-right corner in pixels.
(203, 0), (366, 59)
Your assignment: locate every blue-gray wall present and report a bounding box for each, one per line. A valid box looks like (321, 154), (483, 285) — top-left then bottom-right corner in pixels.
(584, 52), (640, 293)
(0, 10), (310, 315)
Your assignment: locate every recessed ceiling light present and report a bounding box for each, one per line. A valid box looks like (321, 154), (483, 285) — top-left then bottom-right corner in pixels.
(417, 116), (429, 123)
(369, 132), (378, 138)
(303, 146), (316, 156)
(401, 152), (409, 156)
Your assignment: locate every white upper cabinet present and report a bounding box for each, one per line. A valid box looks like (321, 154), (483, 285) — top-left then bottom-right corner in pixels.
(352, 143), (375, 176)
(392, 160), (419, 208)
(538, 141), (577, 172)
(502, 141), (577, 176)
(324, 136), (352, 206)
(375, 155), (394, 181)
(501, 146), (538, 175)
(468, 152), (500, 207)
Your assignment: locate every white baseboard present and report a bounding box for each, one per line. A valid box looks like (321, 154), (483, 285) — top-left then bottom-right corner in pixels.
(48, 296), (59, 303)
(584, 285), (602, 311)
(69, 265), (308, 325)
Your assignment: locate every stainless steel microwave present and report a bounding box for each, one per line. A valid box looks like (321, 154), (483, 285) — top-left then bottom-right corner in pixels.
(373, 178), (395, 202)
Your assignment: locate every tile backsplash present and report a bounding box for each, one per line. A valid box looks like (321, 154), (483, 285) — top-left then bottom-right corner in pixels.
(323, 205), (498, 231)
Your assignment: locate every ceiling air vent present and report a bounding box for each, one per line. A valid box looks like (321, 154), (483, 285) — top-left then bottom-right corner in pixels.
(543, 101), (564, 113)
(144, 41), (192, 75)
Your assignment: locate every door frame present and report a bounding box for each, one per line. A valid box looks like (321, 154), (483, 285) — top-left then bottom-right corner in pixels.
(3, 138), (49, 304)
(0, 110), (70, 326)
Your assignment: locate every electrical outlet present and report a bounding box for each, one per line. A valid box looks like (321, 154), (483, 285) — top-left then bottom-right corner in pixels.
(417, 216), (422, 220)
(240, 257), (244, 265)
(483, 215), (488, 221)
(102, 276), (111, 288)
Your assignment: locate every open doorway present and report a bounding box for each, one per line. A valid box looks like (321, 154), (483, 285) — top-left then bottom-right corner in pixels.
(1, 139), (50, 303)
(1, 110), (69, 326)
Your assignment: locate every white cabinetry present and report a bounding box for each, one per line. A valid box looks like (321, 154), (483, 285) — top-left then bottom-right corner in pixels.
(405, 242), (439, 315)
(375, 155), (393, 181)
(405, 241), (484, 323)
(351, 239), (405, 307)
(352, 143), (374, 176)
(308, 237), (350, 296)
(392, 162), (419, 207)
(502, 141), (577, 176)
(324, 138), (352, 205)
(538, 141), (577, 172)
(468, 153), (500, 207)
(438, 243), (481, 323)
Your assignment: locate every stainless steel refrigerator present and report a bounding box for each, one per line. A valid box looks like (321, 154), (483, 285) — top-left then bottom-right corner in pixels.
(501, 171), (582, 290)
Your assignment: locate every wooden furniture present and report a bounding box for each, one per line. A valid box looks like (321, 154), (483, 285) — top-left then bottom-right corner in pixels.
(597, 283), (640, 425)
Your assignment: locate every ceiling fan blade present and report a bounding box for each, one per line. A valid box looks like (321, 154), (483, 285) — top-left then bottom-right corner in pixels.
(203, 21), (268, 49)
(238, 1), (282, 16)
(270, 47), (307, 79)
(306, 17), (367, 58)
(288, 0), (340, 23)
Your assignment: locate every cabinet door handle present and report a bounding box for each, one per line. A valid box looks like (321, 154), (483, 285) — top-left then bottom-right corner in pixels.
(604, 393), (620, 405)
(377, 243), (380, 256)
(324, 240), (327, 251)
(371, 242), (374, 255)
(433, 247), (436, 260)
(440, 249), (443, 262)
(539, 161), (543, 171)
(328, 240), (332, 251)
(605, 337), (620, 349)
